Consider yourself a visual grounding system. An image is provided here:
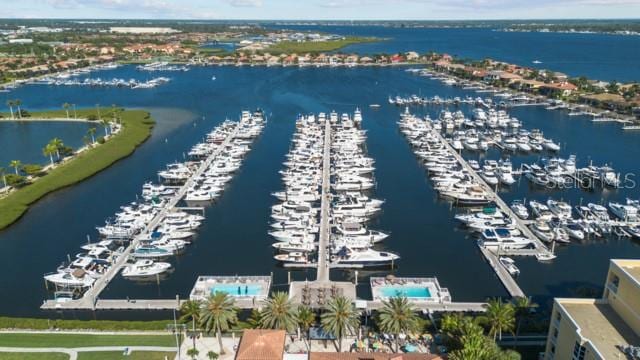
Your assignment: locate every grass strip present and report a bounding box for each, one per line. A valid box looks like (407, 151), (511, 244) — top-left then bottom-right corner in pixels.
(0, 333), (175, 348)
(0, 317), (170, 331)
(0, 108), (154, 230)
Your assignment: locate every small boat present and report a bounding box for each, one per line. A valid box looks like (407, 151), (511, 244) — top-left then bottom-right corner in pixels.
(499, 257), (520, 276)
(510, 200), (529, 219)
(369, 104), (381, 108)
(211, 76), (216, 80)
(122, 260), (172, 278)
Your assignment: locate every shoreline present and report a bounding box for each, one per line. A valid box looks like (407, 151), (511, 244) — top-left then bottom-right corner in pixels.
(0, 109), (155, 231)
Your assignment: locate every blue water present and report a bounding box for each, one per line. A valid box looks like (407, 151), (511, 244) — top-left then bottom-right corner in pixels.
(0, 65), (638, 318)
(274, 25), (640, 81)
(0, 121), (94, 166)
(380, 286), (431, 298)
(211, 284), (262, 296)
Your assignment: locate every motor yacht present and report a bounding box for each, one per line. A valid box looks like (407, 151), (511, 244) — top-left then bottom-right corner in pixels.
(499, 257), (520, 276)
(122, 260), (172, 278)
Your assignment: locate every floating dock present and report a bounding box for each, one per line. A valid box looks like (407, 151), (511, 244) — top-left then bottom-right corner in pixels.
(315, 118), (332, 282)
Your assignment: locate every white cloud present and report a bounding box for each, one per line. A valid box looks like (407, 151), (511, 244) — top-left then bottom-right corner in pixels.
(223, 0), (263, 7)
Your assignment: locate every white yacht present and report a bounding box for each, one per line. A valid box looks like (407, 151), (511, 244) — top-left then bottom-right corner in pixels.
(499, 257), (520, 276)
(122, 260), (172, 278)
(510, 200), (529, 219)
(331, 247), (399, 267)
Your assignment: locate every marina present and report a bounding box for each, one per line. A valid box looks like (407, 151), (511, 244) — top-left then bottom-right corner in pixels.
(0, 65), (639, 317)
(41, 110), (264, 310)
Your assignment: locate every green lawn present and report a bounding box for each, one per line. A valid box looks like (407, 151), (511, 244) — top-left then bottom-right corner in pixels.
(78, 351), (175, 360)
(264, 37), (376, 54)
(0, 317), (171, 331)
(0, 334), (175, 348)
(0, 108), (154, 230)
(0, 353), (68, 360)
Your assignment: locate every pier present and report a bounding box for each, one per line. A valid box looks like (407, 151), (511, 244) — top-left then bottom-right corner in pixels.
(42, 126), (239, 311)
(315, 117), (332, 282)
(430, 125), (552, 298)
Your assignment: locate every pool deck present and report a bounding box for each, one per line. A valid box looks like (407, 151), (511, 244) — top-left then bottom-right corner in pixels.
(370, 277), (452, 303)
(189, 275), (271, 302)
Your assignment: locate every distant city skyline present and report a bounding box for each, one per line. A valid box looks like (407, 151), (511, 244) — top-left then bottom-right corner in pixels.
(3, 0), (640, 21)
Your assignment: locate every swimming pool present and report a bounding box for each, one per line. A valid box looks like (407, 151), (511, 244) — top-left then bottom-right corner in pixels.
(210, 283), (262, 297)
(379, 286), (432, 299)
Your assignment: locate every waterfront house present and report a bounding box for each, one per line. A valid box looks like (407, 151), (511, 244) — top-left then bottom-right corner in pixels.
(540, 82), (578, 97)
(391, 54), (404, 63)
(543, 259), (640, 360)
(405, 51), (420, 61)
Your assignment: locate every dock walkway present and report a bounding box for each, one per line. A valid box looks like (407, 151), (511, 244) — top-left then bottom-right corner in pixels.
(316, 118), (332, 283)
(42, 127), (239, 311)
(431, 127), (545, 298)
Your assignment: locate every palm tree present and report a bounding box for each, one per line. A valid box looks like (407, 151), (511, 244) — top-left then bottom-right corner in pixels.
(9, 160), (21, 175)
(100, 117), (111, 137)
(62, 103), (71, 119)
(297, 305), (315, 341)
(513, 297), (538, 344)
(246, 309), (263, 329)
(259, 291), (298, 333)
(14, 99), (22, 119)
(6, 100), (15, 119)
(206, 351), (219, 360)
(378, 296), (420, 352)
(180, 299), (202, 349)
(43, 144), (56, 166)
(0, 167), (7, 187)
(320, 295), (360, 352)
(449, 330), (494, 360)
(87, 127), (97, 144)
(49, 138), (64, 159)
(485, 298), (515, 341)
(200, 292), (237, 355)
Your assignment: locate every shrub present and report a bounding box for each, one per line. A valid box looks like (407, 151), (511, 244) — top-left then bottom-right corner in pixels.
(97, 136), (106, 144)
(5, 174), (27, 187)
(87, 114), (98, 121)
(21, 164), (44, 177)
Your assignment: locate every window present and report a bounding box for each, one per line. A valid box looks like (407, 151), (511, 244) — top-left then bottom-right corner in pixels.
(553, 328), (559, 339)
(609, 274), (620, 293)
(573, 342), (586, 360)
(556, 311), (562, 322)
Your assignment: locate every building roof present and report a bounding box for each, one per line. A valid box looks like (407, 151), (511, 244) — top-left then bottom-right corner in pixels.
(558, 299), (640, 360)
(310, 353), (443, 360)
(235, 329), (286, 360)
(613, 259), (640, 285)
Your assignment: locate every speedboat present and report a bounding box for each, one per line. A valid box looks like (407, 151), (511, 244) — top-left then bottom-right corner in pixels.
(122, 260), (172, 278)
(510, 200), (529, 219)
(499, 257), (520, 276)
(547, 199), (572, 219)
(44, 269), (96, 288)
(609, 202), (639, 222)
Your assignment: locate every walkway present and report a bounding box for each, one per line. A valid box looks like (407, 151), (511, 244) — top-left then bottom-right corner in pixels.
(316, 118), (332, 283)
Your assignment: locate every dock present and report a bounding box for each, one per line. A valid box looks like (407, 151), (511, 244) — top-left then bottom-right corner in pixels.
(42, 127), (239, 311)
(364, 300), (487, 313)
(430, 126), (552, 298)
(315, 118), (332, 283)
(478, 246), (525, 298)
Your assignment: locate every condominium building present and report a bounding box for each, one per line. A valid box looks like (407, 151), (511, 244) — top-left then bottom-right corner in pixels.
(544, 259), (640, 359)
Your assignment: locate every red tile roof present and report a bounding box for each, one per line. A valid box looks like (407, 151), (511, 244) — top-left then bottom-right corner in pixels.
(235, 329), (286, 360)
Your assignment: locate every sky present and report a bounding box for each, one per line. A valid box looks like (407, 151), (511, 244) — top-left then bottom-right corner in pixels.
(3, 0), (640, 20)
